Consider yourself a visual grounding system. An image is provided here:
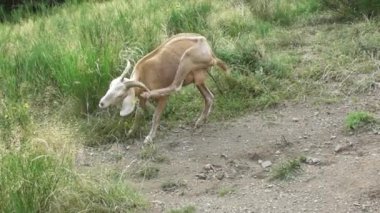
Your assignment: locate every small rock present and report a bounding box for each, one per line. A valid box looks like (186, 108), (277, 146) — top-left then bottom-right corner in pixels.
(220, 154), (228, 159)
(330, 135), (337, 140)
(215, 172), (225, 180)
(248, 152), (260, 161)
(305, 157), (321, 165)
(292, 117), (300, 122)
(334, 142), (353, 153)
(261, 160), (272, 169)
(334, 144), (343, 153)
(195, 173), (207, 180)
(275, 150), (281, 154)
(203, 164), (215, 172)
(151, 200), (164, 206)
(265, 184), (273, 188)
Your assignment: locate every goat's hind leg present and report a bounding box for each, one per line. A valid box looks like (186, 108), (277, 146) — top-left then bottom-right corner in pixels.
(142, 45), (211, 99)
(195, 83), (214, 128)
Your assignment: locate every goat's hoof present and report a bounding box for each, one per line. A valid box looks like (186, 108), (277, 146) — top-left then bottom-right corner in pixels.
(194, 120), (205, 129)
(127, 129), (135, 137)
(143, 136), (153, 145)
(141, 92), (151, 99)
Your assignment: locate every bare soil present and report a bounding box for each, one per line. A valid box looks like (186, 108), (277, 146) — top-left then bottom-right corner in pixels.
(77, 93), (380, 213)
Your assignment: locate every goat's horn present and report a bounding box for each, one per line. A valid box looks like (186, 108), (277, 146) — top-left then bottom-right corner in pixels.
(123, 80), (150, 91)
(120, 60), (132, 80)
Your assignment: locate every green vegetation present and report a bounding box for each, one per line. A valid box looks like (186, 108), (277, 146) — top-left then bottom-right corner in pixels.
(320, 0), (380, 19)
(139, 143), (167, 163)
(137, 165), (160, 180)
(218, 187), (236, 197)
(161, 180), (187, 192)
(0, 141), (147, 213)
(270, 157), (304, 180)
(167, 205), (196, 213)
(1, 0), (379, 211)
(345, 111), (377, 131)
(245, 0), (321, 25)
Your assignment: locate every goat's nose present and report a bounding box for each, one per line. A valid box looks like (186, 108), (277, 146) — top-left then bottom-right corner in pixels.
(99, 102), (104, 108)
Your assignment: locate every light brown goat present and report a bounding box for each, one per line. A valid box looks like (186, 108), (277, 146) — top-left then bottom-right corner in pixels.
(99, 33), (227, 144)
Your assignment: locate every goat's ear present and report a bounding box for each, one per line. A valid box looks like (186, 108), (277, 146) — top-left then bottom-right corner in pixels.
(120, 89), (136, 116)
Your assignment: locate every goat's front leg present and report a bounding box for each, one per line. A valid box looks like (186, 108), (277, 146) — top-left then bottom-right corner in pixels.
(144, 97), (168, 144)
(128, 98), (147, 137)
(195, 83), (214, 128)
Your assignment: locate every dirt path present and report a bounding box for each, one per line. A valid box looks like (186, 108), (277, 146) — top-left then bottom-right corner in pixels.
(77, 94), (380, 213)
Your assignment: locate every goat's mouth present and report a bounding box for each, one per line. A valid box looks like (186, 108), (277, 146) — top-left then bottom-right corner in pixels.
(98, 102), (106, 108)
(98, 99), (111, 108)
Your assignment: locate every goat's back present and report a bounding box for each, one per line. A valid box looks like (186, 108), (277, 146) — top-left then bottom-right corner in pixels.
(134, 35), (203, 90)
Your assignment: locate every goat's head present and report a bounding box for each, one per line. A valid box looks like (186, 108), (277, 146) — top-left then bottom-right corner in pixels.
(99, 61), (149, 116)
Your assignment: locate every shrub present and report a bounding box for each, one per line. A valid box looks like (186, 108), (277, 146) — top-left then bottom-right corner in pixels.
(270, 157), (303, 180)
(345, 111), (377, 131)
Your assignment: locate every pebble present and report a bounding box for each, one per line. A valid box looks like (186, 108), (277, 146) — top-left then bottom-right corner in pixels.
(203, 164), (214, 171)
(248, 152), (260, 161)
(305, 157), (321, 165)
(334, 142), (353, 153)
(220, 154), (228, 159)
(195, 173), (207, 180)
(261, 160), (272, 169)
(215, 172), (225, 180)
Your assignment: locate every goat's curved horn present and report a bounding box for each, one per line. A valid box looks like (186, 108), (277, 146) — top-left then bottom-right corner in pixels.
(123, 80), (150, 91)
(120, 60), (132, 80)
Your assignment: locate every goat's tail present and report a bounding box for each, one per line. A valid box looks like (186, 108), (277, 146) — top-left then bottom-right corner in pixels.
(213, 57), (229, 73)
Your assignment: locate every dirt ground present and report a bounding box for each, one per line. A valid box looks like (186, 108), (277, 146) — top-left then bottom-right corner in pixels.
(77, 93), (380, 213)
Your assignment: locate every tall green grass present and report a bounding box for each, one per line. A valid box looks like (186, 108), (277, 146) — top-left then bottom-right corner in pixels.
(245, 0), (321, 25)
(0, 0), (324, 144)
(320, 0), (380, 19)
(0, 96), (146, 212)
(0, 139), (147, 212)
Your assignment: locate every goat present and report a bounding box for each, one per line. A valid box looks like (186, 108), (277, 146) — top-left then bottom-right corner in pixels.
(99, 33), (228, 144)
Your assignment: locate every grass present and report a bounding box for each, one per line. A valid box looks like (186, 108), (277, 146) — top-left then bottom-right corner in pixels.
(167, 205), (196, 213)
(270, 157), (304, 181)
(245, 0), (321, 25)
(138, 143), (167, 163)
(344, 111), (377, 131)
(218, 187), (236, 197)
(136, 165), (160, 180)
(0, 108), (147, 212)
(0, 141), (147, 212)
(161, 180), (187, 192)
